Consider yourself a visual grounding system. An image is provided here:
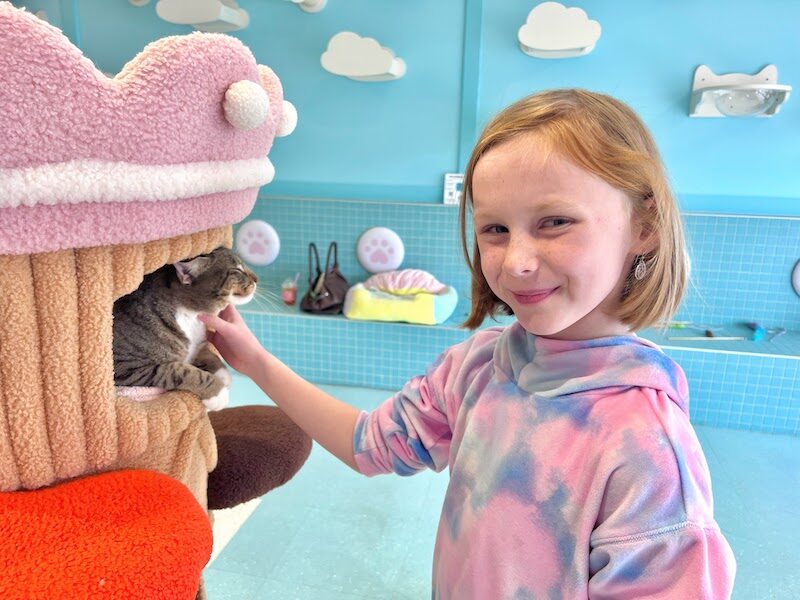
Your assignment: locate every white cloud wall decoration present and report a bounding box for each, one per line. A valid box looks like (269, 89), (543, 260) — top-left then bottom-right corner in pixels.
(321, 32), (406, 82)
(156, 0), (249, 32)
(518, 2), (601, 59)
(285, 0), (327, 13)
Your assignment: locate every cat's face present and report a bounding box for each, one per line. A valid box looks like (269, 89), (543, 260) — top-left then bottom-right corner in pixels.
(173, 247), (258, 313)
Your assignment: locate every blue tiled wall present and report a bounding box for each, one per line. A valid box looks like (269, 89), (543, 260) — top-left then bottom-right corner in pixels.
(246, 197), (475, 325)
(239, 197), (800, 436)
(669, 349), (799, 434)
(678, 215), (800, 330)
(246, 313), (470, 392)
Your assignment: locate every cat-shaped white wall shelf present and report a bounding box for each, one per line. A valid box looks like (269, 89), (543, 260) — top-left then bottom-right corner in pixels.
(690, 65), (792, 117)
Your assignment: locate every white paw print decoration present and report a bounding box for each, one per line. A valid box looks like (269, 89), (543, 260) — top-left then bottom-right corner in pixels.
(235, 220), (280, 266)
(356, 227), (405, 273)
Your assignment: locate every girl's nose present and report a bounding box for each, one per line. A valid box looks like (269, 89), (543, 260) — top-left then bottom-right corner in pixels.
(502, 236), (538, 276)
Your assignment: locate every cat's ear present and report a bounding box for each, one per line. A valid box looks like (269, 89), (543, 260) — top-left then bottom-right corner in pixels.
(174, 256), (212, 285)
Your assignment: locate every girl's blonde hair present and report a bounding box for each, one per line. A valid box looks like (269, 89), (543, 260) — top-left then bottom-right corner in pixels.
(460, 89), (688, 331)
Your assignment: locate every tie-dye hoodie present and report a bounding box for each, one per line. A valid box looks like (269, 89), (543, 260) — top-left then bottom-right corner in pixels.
(353, 322), (736, 599)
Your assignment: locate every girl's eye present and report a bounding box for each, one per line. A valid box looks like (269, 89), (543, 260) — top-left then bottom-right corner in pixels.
(482, 225), (508, 234)
(541, 217), (571, 228)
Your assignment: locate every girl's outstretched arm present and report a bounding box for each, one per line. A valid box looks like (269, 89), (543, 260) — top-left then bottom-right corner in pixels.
(198, 306), (360, 471)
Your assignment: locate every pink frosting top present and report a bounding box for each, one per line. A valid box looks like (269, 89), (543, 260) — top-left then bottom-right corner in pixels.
(0, 4), (292, 255)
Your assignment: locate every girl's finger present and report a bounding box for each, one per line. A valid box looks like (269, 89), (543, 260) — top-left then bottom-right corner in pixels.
(221, 304), (244, 325)
(198, 312), (226, 333)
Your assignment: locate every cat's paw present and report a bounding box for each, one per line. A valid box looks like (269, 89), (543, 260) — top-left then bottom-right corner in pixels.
(214, 367), (232, 387)
(203, 386), (229, 411)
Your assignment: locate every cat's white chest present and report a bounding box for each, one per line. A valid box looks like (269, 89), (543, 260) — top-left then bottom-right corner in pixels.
(174, 307), (206, 362)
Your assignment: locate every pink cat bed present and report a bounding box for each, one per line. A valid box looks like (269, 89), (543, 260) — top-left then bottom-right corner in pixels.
(344, 268), (459, 325)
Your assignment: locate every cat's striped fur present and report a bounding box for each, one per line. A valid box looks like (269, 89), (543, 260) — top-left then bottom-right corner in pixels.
(112, 247), (257, 410)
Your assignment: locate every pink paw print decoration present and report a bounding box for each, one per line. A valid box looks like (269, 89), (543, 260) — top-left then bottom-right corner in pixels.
(235, 220), (280, 266)
(356, 227), (405, 273)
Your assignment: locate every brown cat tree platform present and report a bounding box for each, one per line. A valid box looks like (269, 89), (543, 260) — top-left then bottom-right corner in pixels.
(208, 405), (312, 510)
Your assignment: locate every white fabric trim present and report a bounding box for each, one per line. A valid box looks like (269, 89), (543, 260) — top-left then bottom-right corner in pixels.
(0, 157), (274, 209)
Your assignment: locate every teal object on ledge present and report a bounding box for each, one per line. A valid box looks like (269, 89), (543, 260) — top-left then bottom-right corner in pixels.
(747, 322), (768, 341)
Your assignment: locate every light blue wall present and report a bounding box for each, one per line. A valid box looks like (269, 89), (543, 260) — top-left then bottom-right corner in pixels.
(15, 0), (800, 213)
(476, 1), (800, 215)
(38, 0), (468, 203)
(15, 1), (79, 43)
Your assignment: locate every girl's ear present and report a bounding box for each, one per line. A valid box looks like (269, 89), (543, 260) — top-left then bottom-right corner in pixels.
(173, 256), (212, 285)
(632, 196), (658, 255)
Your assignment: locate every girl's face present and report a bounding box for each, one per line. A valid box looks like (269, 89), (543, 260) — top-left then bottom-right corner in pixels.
(471, 132), (647, 340)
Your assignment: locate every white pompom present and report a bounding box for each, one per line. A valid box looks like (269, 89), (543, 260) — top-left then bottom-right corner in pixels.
(223, 80), (270, 130)
(276, 100), (298, 137)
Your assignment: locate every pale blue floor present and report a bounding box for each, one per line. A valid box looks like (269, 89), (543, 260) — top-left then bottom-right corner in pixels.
(205, 374), (800, 599)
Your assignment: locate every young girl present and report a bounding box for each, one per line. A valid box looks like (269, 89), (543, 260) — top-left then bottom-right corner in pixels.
(199, 89), (736, 598)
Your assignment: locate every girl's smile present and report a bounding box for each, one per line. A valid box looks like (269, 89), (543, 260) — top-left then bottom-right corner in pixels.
(511, 287), (559, 305)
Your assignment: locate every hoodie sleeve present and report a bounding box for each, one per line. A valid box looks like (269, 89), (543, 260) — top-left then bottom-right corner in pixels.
(588, 523), (736, 599)
(587, 388), (736, 598)
(352, 371), (451, 476)
(352, 329), (500, 477)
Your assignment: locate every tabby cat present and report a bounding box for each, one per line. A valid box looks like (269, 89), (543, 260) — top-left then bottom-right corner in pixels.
(113, 246), (257, 410)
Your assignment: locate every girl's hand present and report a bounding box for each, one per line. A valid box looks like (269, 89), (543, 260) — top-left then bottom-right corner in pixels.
(202, 307), (361, 471)
(197, 305), (266, 378)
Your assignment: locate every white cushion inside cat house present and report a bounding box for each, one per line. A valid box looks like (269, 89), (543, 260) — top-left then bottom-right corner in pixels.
(116, 386), (168, 402)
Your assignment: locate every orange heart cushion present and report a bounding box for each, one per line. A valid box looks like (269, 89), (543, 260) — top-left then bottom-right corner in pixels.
(0, 469), (212, 599)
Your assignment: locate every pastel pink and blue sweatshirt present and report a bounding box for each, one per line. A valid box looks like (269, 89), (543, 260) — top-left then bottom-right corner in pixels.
(354, 322), (736, 599)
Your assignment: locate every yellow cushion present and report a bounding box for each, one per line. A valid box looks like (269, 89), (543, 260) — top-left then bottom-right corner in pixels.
(343, 283), (457, 325)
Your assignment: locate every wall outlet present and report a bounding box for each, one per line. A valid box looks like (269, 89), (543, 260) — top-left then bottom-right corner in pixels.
(443, 173), (464, 205)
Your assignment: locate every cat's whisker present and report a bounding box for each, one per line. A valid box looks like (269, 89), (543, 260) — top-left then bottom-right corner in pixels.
(252, 288), (281, 311)
(257, 290), (280, 302)
(251, 291), (268, 305)
(256, 294), (280, 302)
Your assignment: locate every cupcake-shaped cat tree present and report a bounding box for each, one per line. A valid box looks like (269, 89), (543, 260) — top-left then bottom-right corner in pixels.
(0, 5), (309, 598)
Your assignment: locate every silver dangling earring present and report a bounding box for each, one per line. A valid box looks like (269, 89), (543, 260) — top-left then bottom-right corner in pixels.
(633, 255), (647, 281)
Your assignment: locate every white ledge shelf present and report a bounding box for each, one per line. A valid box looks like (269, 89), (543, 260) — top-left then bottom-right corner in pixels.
(640, 327), (799, 359)
(241, 294), (799, 359)
(241, 291), (473, 331)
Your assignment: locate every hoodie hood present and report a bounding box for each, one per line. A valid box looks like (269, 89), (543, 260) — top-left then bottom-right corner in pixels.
(493, 322), (689, 414)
